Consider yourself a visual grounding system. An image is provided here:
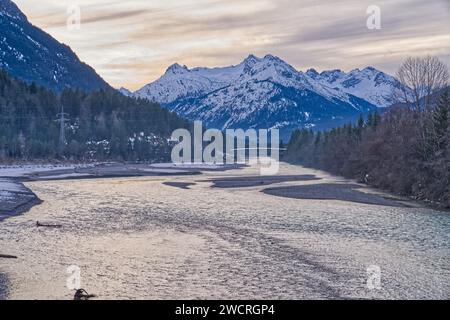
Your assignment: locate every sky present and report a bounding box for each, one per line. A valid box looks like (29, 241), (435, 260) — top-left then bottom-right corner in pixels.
(14, 0), (450, 90)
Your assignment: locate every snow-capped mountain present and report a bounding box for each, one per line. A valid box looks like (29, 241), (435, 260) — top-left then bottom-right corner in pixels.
(308, 66), (403, 108)
(134, 55), (404, 139)
(135, 62), (240, 103)
(0, 0), (110, 92)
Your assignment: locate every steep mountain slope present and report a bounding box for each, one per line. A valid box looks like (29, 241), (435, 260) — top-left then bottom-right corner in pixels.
(0, 0), (111, 92)
(135, 54), (403, 139)
(118, 87), (133, 97)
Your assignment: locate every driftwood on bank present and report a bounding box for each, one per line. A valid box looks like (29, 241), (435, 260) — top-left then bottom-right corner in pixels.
(36, 221), (62, 228)
(0, 254), (17, 259)
(74, 289), (97, 300)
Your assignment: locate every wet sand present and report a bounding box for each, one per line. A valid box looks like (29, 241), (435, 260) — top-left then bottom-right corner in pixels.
(163, 182), (196, 189)
(262, 183), (412, 207)
(206, 175), (321, 188)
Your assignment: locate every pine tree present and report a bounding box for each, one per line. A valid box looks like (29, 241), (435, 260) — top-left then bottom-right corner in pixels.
(357, 115), (365, 129)
(432, 91), (449, 152)
(373, 112), (381, 127)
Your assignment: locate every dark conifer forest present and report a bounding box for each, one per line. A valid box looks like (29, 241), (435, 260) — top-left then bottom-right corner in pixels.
(286, 92), (450, 207)
(0, 70), (189, 162)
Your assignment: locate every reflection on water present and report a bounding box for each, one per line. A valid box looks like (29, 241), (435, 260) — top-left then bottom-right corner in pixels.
(0, 163), (449, 300)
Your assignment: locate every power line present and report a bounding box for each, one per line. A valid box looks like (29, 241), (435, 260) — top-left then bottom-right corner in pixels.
(0, 116), (168, 122)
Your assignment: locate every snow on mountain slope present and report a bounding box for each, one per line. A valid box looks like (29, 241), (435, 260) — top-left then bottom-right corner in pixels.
(135, 54), (352, 104)
(134, 54), (403, 139)
(118, 87), (132, 97)
(312, 66), (404, 108)
(136, 54), (401, 107)
(134, 63), (235, 103)
(0, 0), (111, 92)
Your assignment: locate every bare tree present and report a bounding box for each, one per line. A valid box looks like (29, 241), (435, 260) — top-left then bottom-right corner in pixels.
(396, 56), (449, 111)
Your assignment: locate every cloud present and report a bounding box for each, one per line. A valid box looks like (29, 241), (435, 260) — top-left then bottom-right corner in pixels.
(13, 0), (450, 90)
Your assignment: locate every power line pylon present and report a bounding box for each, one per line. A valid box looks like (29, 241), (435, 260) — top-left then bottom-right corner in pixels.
(56, 105), (70, 156)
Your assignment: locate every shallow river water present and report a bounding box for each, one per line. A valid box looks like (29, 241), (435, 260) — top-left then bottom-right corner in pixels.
(0, 163), (449, 300)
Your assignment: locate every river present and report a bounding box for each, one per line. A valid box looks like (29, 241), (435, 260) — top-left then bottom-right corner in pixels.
(0, 163), (449, 299)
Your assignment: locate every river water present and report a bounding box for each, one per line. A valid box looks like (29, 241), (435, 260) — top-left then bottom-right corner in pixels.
(0, 163), (449, 300)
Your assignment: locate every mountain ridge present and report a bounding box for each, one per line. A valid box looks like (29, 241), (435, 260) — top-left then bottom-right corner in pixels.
(131, 54), (405, 139)
(0, 0), (111, 92)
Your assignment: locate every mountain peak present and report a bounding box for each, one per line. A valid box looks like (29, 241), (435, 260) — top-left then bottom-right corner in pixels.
(242, 54), (288, 67)
(320, 69), (344, 75)
(0, 0), (26, 21)
(306, 68), (319, 77)
(166, 63), (189, 75)
(262, 54), (286, 63)
(243, 54), (261, 65)
(319, 69), (345, 83)
(361, 66), (381, 74)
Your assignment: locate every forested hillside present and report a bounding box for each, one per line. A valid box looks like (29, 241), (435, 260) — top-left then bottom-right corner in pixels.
(0, 70), (189, 162)
(286, 56), (450, 207)
(286, 92), (450, 207)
